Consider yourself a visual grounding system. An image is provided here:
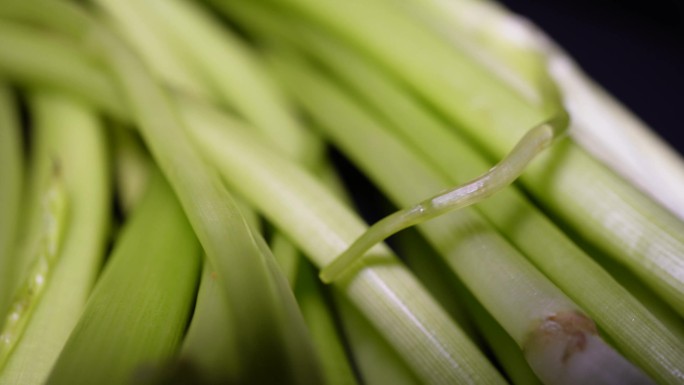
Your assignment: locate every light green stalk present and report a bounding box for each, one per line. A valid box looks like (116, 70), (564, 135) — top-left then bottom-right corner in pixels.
(97, 3), (355, 381)
(0, 6), (672, 380)
(396, 228), (542, 385)
(268, 53), (655, 384)
(397, 0), (557, 109)
(399, 232), (543, 385)
(47, 172), (200, 385)
(0, 4), (326, 381)
(389, 228), (481, 343)
(264, 0), (684, 318)
(182, 101), (507, 384)
(231, 12), (684, 381)
(333, 294), (421, 385)
(178, 261), (238, 384)
(0, 85), (22, 319)
(91, 20), (324, 384)
(411, 0), (684, 221)
(0, 0), (90, 40)
(108, 0), (320, 164)
(0, 20), (125, 119)
(93, 0), (210, 99)
(547, 56), (684, 221)
(0, 166), (68, 370)
(272, 234), (303, 286)
(97, 4), (361, 382)
(320, 112), (568, 282)
(0, 10), (676, 375)
(0, 91), (110, 385)
(295, 263), (359, 385)
(0, 21), (324, 383)
(97, 0), (327, 174)
(306, 18), (684, 361)
(269, 49), (570, 344)
(111, 126), (151, 216)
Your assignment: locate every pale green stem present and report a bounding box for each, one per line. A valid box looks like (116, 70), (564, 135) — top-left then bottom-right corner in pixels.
(415, 0), (684, 221)
(390, 228), (482, 344)
(270, 51), (578, 342)
(307, 42), (684, 383)
(0, 0), (90, 38)
(402, 232), (543, 385)
(0, 14), (679, 383)
(96, 4), (358, 382)
(181, 101), (507, 384)
(0, 20), (125, 119)
(0, 91), (110, 385)
(333, 293), (422, 385)
(47, 172), (201, 385)
(179, 260), (239, 384)
(93, 0), (210, 99)
(266, 0), (684, 317)
(111, 125), (151, 215)
(115, 0), (320, 164)
(267, 51), (655, 385)
(0, 3), (325, 381)
(232, 10), (684, 381)
(0, 165), (68, 371)
(90, 20), (324, 384)
(295, 263), (359, 385)
(321, 112), (567, 283)
(463, 292), (544, 385)
(0, 84), (23, 319)
(271, 234), (303, 287)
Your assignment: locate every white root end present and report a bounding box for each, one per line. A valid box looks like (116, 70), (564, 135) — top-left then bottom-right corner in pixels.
(524, 311), (654, 385)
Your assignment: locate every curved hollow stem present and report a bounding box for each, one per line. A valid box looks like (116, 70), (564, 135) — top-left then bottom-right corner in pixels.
(0, 162), (68, 370)
(320, 111), (569, 283)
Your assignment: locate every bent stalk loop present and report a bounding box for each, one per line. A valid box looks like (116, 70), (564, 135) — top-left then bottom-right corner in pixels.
(321, 110), (570, 283)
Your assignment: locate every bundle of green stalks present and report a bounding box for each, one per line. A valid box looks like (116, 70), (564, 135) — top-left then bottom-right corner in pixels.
(0, 0), (682, 384)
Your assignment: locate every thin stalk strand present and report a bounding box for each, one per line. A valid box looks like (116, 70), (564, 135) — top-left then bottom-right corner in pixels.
(321, 112), (567, 282)
(0, 84), (23, 319)
(0, 165), (68, 370)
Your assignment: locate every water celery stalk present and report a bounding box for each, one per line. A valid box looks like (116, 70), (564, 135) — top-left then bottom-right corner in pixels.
(96, 0), (333, 344)
(0, 85), (22, 319)
(181, 101), (506, 384)
(111, 126), (152, 216)
(271, 234), (304, 286)
(92, 0), (209, 100)
(97, 4), (363, 381)
(270, 53), (653, 385)
(0, 2), (326, 379)
(266, 28), (684, 382)
(215, 5), (684, 379)
(398, 0), (558, 109)
(0, 2), (681, 383)
(98, 3), (351, 380)
(100, 0), (320, 164)
(178, 204), (282, 384)
(319, 112), (567, 282)
(90, 19), (324, 384)
(0, 91), (110, 385)
(0, 164), (68, 370)
(333, 294), (422, 385)
(262, 0), (684, 317)
(412, 0), (684, 220)
(178, 261), (238, 384)
(394, 230), (542, 385)
(294, 263), (359, 385)
(0, 20), (125, 120)
(47, 172), (200, 385)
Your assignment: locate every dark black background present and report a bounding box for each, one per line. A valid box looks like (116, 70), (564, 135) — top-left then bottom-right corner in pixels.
(498, 0), (684, 154)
